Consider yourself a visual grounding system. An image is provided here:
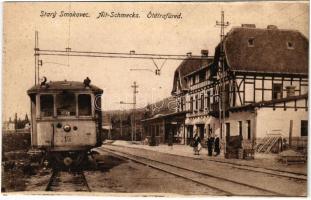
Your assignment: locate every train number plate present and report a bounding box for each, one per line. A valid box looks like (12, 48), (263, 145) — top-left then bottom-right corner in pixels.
(64, 136), (72, 143)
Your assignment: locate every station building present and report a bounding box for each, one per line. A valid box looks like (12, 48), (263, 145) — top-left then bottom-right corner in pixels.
(141, 97), (188, 145)
(171, 24), (308, 151)
(142, 24), (308, 152)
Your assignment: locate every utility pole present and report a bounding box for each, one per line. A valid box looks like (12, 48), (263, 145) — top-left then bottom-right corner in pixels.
(34, 31), (43, 85)
(131, 81), (139, 141)
(120, 111), (123, 138)
(34, 31), (38, 85)
(216, 10), (230, 156)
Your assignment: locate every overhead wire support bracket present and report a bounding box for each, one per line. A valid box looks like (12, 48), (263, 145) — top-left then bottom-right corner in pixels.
(37, 49), (213, 61)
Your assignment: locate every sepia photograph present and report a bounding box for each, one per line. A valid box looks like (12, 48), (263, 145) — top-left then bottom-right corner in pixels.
(1, 1), (309, 197)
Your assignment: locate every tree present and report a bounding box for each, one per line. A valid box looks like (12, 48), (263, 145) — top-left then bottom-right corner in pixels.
(14, 113), (18, 130)
(24, 114), (29, 123)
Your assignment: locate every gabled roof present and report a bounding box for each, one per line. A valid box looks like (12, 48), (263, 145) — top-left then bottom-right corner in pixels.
(171, 57), (213, 94)
(146, 96), (177, 116)
(27, 81), (103, 95)
(213, 27), (308, 74)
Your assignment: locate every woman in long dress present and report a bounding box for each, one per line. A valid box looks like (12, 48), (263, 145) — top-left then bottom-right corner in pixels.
(193, 134), (201, 155)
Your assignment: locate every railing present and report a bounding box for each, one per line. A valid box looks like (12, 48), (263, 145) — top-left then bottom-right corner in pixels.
(190, 81), (209, 90)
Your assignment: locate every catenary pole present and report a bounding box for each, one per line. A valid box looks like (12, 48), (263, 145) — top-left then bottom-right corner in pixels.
(216, 10), (230, 156)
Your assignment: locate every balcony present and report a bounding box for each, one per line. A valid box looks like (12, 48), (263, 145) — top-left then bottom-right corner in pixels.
(190, 81), (209, 90)
(211, 102), (220, 112)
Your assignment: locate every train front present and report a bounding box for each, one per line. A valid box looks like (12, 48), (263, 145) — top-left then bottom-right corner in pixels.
(27, 78), (103, 168)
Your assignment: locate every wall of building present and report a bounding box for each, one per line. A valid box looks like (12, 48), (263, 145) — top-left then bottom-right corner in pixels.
(225, 111), (256, 141)
(143, 120), (165, 144)
(234, 76), (308, 106)
(185, 115), (221, 140)
(256, 106), (308, 139)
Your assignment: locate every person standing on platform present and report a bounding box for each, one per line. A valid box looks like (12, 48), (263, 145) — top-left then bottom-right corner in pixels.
(207, 136), (214, 156)
(193, 133), (201, 155)
(214, 135), (220, 156)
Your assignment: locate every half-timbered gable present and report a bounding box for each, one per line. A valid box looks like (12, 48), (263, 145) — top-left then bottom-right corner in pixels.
(210, 25), (309, 147)
(212, 25), (308, 109)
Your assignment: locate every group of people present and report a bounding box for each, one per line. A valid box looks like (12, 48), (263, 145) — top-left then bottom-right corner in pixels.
(193, 134), (221, 156)
(207, 136), (220, 156)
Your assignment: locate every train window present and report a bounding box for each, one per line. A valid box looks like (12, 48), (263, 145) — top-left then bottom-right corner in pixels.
(40, 95), (54, 117)
(56, 93), (76, 116)
(78, 94), (92, 116)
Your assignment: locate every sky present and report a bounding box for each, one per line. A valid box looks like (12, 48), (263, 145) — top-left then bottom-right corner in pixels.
(3, 1), (309, 120)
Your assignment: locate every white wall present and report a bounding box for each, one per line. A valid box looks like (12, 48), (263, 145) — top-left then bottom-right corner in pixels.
(226, 111), (256, 140)
(256, 106), (308, 139)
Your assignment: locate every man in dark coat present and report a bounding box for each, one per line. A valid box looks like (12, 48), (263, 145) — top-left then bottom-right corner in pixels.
(207, 136), (214, 156)
(214, 135), (220, 156)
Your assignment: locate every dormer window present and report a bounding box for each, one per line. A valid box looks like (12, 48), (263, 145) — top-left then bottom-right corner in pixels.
(248, 38), (254, 47)
(191, 76), (195, 85)
(287, 41), (294, 49)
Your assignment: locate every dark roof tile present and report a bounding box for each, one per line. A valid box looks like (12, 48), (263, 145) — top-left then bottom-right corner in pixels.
(220, 27), (308, 74)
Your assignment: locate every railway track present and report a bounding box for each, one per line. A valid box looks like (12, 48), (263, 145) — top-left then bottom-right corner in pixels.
(109, 144), (307, 181)
(99, 148), (287, 196)
(46, 170), (91, 192)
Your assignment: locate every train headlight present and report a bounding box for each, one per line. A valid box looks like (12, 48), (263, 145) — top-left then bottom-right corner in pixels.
(56, 123), (62, 128)
(63, 124), (71, 132)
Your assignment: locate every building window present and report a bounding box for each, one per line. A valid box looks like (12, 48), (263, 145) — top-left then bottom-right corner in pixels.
(199, 72), (205, 82)
(272, 84), (283, 99)
(180, 98), (183, 111)
(195, 95), (198, 110)
(287, 41), (294, 49)
(225, 123), (230, 138)
(201, 94), (204, 110)
(190, 97), (193, 112)
(238, 121), (242, 138)
(247, 120), (251, 140)
(192, 76), (195, 85)
(301, 120), (308, 136)
(206, 91), (211, 110)
(224, 83), (230, 109)
(248, 38), (254, 47)
(40, 95), (54, 117)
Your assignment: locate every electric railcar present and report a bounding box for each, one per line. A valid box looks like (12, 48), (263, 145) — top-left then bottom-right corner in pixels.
(27, 77), (103, 167)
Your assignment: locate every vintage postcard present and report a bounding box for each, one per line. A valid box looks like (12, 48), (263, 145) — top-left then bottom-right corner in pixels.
(1, 1), (308, 197)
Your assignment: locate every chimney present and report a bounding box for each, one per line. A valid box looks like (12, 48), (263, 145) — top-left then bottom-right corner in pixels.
(286, 86), (296, 97)
(241, 24), (256, 28)
(267, 25), (278, 30)
(201, 49), (209, 57)
(186, 52), (192, 57)
(201, 49), (209, 67)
